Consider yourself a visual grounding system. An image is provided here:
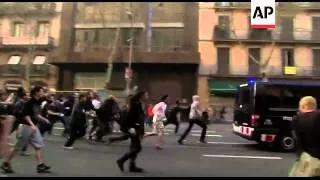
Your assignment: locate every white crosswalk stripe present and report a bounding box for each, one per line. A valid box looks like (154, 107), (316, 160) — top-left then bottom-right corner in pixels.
(191, 134), (222, 137)
(165, 129), (216, 133)
(202, 154), (283, 160)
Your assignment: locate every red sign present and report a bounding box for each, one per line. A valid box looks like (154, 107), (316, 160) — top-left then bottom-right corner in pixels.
(125, 67), (133, 80)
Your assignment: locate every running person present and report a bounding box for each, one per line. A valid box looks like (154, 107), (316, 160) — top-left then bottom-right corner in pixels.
(178, 95), (207, 145)
(164, 100), (183, 134)
(1, 86), (52, 173)
(10, 88), (30, 156)
(117, 91), (148, 173)
(63, 94), (89, 149)
(108, 95), (133, 144)
(144, 95), (169, 149)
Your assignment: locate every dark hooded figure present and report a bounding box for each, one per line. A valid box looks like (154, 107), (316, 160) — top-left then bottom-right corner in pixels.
(117, 91), (148, 173)
(95, 95), (119, 142)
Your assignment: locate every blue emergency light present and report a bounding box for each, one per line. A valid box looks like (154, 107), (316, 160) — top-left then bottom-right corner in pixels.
(247, 77), (257, 84)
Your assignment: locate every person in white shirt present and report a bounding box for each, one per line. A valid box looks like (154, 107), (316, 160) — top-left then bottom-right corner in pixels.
(178, 95), (207, 145)
(144, 95), (169, 149)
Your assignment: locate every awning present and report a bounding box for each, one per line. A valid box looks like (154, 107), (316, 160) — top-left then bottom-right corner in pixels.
(209, 80), (244, 94)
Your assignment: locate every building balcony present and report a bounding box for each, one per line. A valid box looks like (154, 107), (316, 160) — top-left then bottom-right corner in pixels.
(0, 2), (57, 16)
(213, 2), (320, 11)
(151, 12), (185, 23)
(214, 26), (272, 42)
(50, 43), (199, 64)
(213, 2), (250, 10)
(271, 29), (320, 44)
(30, 64), (50, 77)
(0, 64), (25, 77)
(0, 36), (55, 50)
(214, 26), (320, 44)
(198, 64), (320, 77)
(277, 2), (320, 10)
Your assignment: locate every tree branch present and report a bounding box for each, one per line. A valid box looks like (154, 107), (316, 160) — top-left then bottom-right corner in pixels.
(96, 3), (122, 85)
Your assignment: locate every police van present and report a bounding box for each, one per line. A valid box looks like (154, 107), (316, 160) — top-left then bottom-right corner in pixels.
(233, 80), (320, 151)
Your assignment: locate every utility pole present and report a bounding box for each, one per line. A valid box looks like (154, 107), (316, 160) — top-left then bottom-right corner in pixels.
(146, 2), (152, 52)
(26, 21), (36, 91)
(125, 2), (134, 96)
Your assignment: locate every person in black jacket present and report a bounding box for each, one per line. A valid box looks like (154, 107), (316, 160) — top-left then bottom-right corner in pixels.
(292, 96), (320, 161)
(61, 95), (75, 138)
(95, 96), (118, 142)
(10, 88), (28, 134)
(117, 91), (148, 173)
(108, 95), (133, 144)
(164, 100), (183, 134)
(63, 94), (88, 149)
(1, 86), (51, 174)
(10, 88), (30, 156)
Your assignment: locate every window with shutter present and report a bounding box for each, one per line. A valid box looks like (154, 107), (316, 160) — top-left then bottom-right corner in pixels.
(33, 56), (46, 64)
(282, 48), (294, 66)
(37, 21), (50, 37)
(218, 16), (230, 30)
(151, 28), (184, 51)
(8, 55), (22, 64)
(217, 47), (230, 75)
(11, 22), (25, 37)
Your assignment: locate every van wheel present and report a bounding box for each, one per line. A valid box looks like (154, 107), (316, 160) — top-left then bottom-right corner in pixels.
(279, 135), (296, 151)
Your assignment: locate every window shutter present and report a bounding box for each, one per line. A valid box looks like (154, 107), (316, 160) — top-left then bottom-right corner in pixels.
(11, 22), (15, 36)
(35, 22), (40, 37)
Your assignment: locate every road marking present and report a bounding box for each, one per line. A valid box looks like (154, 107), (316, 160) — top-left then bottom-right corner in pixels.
(53, 127), (64, 130)
(207, 142), (252, 145)
(191, 134), (222, 137)
(202, 155), (283, 160)
(165, 129), (216, 133)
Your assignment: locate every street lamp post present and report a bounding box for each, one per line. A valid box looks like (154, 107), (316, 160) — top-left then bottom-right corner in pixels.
(26, 46), (32, 91)
(125, 2), (134, 96)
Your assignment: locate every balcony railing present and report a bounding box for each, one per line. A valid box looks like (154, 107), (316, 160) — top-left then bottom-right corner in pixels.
(30, 64), (50, 77)
(152, 12), (184, 23)
(0, 36), (55, 46)
(278, 2), (320, 10)
(213, 2), (320, 10)
(214, 26), (272, 41)
(74, 42), (185, 52)
(0, 64), (25, 77)
(199, 64), (320, 77)
(271, 29), (320, 42)
(0, 2), (57, 16)
(214, 26), (320, 43)
(214, 2), (250, 9)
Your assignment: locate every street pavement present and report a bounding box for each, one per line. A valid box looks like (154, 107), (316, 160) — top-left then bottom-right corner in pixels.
(1, 123), (296, 177)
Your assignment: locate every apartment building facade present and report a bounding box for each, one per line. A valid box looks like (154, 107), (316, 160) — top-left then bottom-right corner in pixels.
(198, 2), (320, 107)
(50, 2), (199, 103)
(0, 2), (63, 91)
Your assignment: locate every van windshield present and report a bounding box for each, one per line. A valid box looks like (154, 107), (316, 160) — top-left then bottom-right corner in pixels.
(236, 85), (251, 104)
(235, 85), (253, 113)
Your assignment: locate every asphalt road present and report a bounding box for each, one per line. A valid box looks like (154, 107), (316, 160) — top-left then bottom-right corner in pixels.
(1, 123), (296, 177)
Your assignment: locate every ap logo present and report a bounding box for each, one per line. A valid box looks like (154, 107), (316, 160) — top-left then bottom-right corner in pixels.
(250, 0), (276, 29)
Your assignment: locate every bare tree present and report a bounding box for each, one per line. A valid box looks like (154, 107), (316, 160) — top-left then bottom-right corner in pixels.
(221, 2), (301, 74)
(96, 3), (122, 86)
(84, 2), (122, 87)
